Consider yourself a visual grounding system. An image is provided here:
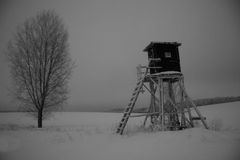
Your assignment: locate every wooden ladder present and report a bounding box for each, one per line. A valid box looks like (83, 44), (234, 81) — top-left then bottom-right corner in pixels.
(116, 70), (148, 135)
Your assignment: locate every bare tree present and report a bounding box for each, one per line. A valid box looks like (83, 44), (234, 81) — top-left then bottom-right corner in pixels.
(6, 10), (72, 128)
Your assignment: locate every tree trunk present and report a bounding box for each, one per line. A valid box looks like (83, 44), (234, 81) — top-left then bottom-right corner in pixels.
(38, 110), (43, 128)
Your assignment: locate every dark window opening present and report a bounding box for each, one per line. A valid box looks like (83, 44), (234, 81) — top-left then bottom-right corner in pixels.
(165, 52), (172, 58)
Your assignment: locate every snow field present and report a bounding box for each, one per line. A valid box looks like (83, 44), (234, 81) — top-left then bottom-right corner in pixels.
(0, 102), (240, 160)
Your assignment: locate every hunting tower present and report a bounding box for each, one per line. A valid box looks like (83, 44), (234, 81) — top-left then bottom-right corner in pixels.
(116, 42), (208, 135)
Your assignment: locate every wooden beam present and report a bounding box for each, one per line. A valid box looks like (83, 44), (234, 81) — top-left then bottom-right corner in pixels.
(148, 58), (161, 61)
(140, 66), (162, 69)
(149, 77), (160, 89)
(130, 112), (160, 118)
(143, 84), (160, 103)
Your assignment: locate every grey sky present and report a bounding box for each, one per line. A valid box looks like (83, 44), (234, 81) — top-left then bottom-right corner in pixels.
(0, 0), (240, 111)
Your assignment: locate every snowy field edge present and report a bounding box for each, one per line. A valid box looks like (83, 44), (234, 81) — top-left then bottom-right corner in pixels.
(0, 102), (240, 160)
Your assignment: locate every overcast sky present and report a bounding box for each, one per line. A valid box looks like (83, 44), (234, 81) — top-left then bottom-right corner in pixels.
(0, 0), (240, 111)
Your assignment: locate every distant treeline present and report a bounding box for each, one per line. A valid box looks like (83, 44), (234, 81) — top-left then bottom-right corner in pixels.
(1, 96), (240, 113)
(193, 96), (240, 106)
(111, 96), (240, 113)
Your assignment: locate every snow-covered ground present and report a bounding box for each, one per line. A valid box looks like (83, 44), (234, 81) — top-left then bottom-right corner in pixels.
(0, 102), (240, 160)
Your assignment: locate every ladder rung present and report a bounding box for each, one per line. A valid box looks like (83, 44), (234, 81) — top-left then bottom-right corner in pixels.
(121, 118), (126, 122)
(128, 101), (133, 105)
(138, 81), (142, 85)
(132, 93), (137, 97)
(125, 108), (130, 112)
(119, 121), (126, 126)
(130, 97), (135, 101)
(123, 114), (128, 117)
(117, 128), (122, 132)
(136, 86), (141, 89)
(130, 96), (135, 99)
(133, 91), (138, 94)
(135, 86), (140, 89)
(133, 90), (139, 94)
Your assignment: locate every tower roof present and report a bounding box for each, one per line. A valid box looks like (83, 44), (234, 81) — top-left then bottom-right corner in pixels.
(143, 42), (181, 52)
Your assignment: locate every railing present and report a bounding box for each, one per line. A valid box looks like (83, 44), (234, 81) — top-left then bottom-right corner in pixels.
(148, 58), (161, 61)
(136, 64), (163, 79)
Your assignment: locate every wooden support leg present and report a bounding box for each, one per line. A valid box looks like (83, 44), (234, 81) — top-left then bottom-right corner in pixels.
(179, 79), (208, 129)
(159, 78), (164, 131)
(168, 81), (180, 129)
(179, 79), (186, 128)
(180, 78), (194, 127)
(143, 103), (152, 127)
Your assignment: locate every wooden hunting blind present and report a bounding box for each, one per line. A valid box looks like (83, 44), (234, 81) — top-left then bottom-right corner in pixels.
(116, 42), (208, 135)
(143, 42), (181, 74)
